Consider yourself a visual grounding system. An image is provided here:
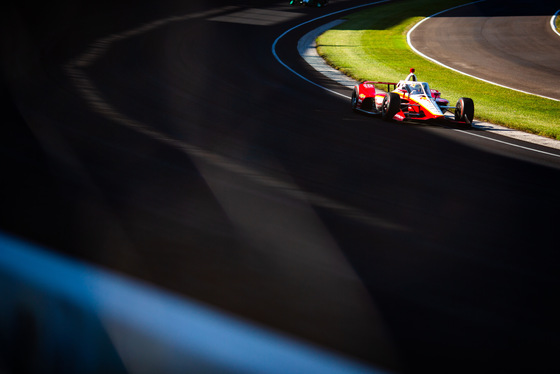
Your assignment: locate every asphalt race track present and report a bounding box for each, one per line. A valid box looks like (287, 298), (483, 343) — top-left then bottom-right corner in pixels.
(2, 0), (560, 372)
(409, 0), (560, 100)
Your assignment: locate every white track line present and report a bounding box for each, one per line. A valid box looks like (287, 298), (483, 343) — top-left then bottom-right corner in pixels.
(552, 10), (560, 37)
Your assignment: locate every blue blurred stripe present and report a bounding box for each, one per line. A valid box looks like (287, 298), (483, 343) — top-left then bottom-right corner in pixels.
(0, 232), (388, 373)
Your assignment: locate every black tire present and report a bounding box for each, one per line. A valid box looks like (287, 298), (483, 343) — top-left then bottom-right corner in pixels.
(351, 89), (359, 112)
(454, 97), (474, 125)
(381, 92), (400, 121)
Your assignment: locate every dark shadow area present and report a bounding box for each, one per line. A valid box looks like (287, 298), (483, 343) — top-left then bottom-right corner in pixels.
(3, 1), (560, 373)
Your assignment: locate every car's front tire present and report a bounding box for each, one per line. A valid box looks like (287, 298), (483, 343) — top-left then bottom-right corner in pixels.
(455, 97), (474, 125)
(381, 92), (400, 121)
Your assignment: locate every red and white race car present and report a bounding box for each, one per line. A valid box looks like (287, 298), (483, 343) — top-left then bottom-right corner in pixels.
(351, 69), (475, 124)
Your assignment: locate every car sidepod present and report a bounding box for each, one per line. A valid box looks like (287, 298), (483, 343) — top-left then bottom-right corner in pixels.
(352, 82), (377, 112)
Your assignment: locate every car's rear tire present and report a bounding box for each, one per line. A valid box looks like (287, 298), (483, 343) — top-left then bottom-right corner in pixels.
(454, 97), (474, 125)
(351, 89), (359, 112)
(381, 92), (400, 121)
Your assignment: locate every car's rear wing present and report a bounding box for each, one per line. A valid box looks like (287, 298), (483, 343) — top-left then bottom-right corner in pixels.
(363, 81), (397, 92)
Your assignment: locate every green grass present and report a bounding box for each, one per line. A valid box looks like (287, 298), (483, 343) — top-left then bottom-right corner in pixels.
(316, 0), (560, 140)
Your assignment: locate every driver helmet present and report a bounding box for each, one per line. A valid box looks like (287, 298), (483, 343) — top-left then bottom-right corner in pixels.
(410, 83), (422, 94)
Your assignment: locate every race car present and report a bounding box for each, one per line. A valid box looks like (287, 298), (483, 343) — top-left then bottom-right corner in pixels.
(289, 0), (329, 7)
(351, 69), (475, 124)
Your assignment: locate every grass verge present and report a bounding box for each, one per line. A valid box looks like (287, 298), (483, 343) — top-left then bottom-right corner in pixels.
(316, 0), (560, 140)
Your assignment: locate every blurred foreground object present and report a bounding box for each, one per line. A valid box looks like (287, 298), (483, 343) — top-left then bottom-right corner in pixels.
(0, 232), (389, 374)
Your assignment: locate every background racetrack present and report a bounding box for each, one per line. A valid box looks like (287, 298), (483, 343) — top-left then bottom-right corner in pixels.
(409, 0), (560, 100)
(2, 0), (560, 372)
